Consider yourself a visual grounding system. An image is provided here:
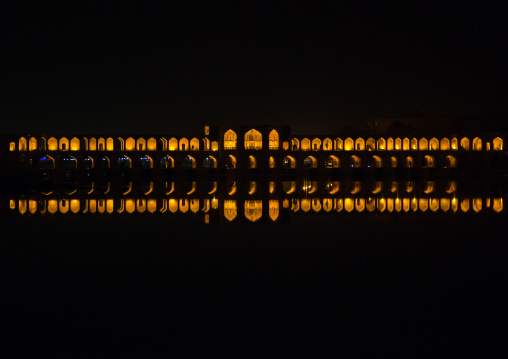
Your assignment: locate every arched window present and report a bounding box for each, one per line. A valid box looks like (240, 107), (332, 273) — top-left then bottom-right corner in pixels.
(303, 156), (318, 168)
(125, 138), (135, 151)
(419, 138), (428, 150)
(190, 138), (199, 150)
(493, 137), (503, 150)
(147, 138), (157, 151)
(301, 138), (311, 151)
(224, 129), (237, 149)
(48, 137), (58, 151)
(244, 129), (262, 150)
(182, 155), (196, 169)
(83, 156), (94, 169)
(248, 155), (257, 169)
(97, 137), (106, 151)
(29, 137), (37, 151)
(344, 138), (354, 151)
(429, 138), (439, 150)
(387, 138), (394, 151)
(440, 138), (450, 150)
(204, 156), (217, 168)
(403, 138), (410, 150)
(473, 137), (482, 151)
(89, 137), (97, 151)
(377, 138), (386, 150)
(291, 138), (300, 151)
(312, 138), (321, 151)
(180, 138), (189, 151)
(410, 138), (417, 150)
(334, 138), (343, 150)
(325, 155), (339, 168)
(451, 138), (458, 150)
(366, 138), (375, 151)
(19, 137), (27, 151)
(323, 138), (332, 151)
(106, 137), (114, 151)
(461, 137), (470, 150)
(70, 137), (80, 151)
(61, 155), (77, 169)
(59, 137), (69, 151)
(355, 138), (365, 151)
(395, 138), (402, 150)
(161, 156), (174, 169)
(118, 155), (132, 168)
(39, 155), (55, 169)
(269, 130), (279, 150)
(168, 138), (178, 151)
(282, 156), (296, 169)
(136, 138), (146, 151)
(140, 155), (153, 169)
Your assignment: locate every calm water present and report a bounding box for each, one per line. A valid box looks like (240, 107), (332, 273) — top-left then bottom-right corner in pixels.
(2, 179), (507, 356)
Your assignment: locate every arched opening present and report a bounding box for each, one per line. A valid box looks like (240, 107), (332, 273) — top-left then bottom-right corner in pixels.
(89, 137), (97, 151)
(429, 138), (439, 150)
(312, 138), (322, 151)
(473, 137), (482, 151)
(323, 138), (332, 151)
(334, 138), (343, 150)
(161, 156), (174, 169)
(70, 137), (80, 151)
(377, 138), (386, 150)
(291, 138), (300, 151)
(410, 138), (418, 150)
(387, 138), (394, 151)
(451, 137), (458, 150)
(9, 142), (15, 151)
(245, 201), (262, 222)
(366, 138), (375, 151)
(268, 156), (276, 168)
(29, 137), (37, 151)
(179, 138), (189, 151)
(61, 156), (77, 169)
(59, 137), (69, 151)
(248, 155), (257, 169)
(83, 156), (94, 169)
(168, 138), (178, 151)
(493, 137), (503, 150)
(19, 137), (27, 151)
(269, 200), (279, 221)
(269, 129), (279, 149)
(204, 156), (217, 168)
(140, 155), (153, 169)
(125, 137), (135, 151)
(147, 138), (157, 151)
(371, 182), (382, 194)
(244, 129), (262, 149)
(440, 138), (450, 150)
(349, 155), (361, 168)
(106, 137), (114, 151)
(419, 138), (428, 150)
(282, 156), (296, 169)
(445, 155), (457, 168)
(406, 156), (414, 168)
(344, 138), (354, 151)
(303, 156), (318, 168)
(326, 181), (340, 194)
(390, 156), (398, 168)
(355, 138), (365, 151)
(100, 156), (110, 168)
(48, 137), (58, 151)
(39, 155), (55, 169)
(182, 155), (196, 169)
(118, 155), (132, 169)
(403, 138), (410, 150)
(395, 138), (402, 150)
(226, 154), (236, 169)
(190, 138), (199, 150)
(301, 138), (311, 151)
(282, 181), (296, 194)
(97, 137), (106, 151)
(202, 138), (210, 151)
(224, 129), (237, 150)
(424, 155), (435, 168)
(325, 155), (340, 168)
(461, 137), (470, 150)
(224, 200), (237, 222)
(370, 155), (382, 168)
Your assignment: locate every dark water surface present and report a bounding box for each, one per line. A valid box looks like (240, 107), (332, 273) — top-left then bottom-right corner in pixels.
(2, 196), (506, 357)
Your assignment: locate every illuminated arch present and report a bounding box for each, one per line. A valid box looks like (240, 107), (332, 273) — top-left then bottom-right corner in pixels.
(312, 138), (322, 151)
(429, 138), (439, 150)
(39, 155), (55, 169)
(70, 137), (80, 151)
(445, 155), (457, 168)
(461, 137), (470, 150)
(59, 137), (69, 151)
(106, 137), (114, 151)
(423, 155), (435, 168)
(182, 155), (196, 169)
(89, 137), (97, 151)
(224, 129), (237, 150)
(493, 137), (503, 150)
(118, 155), (132, 169)
(303, 156), (318, 168)
(147, 138), (157, 151)
(204, 156), (217, 168)
(19, 137), (27, 151)
(451, 137), (458, 150)
(190, 138), (199, 151)
(355, 138), (365, 151)
(334, 138), (343, 150)
(29, 137), (37, 151)
(344, 138), (354, 151)
(395, 138), (402, 150)
(245, 201), (262, 222)
(291, 138), (300, 151)
(472, 137), (482, 151)
(403, 138), (410, 150)
(268, 156), (276, 168)
(366, 138), (375, 151)
(301, 138), (311, 151)
(48, 137), (58, 151)
(406, 156), (414, 168)
(440, 138), (450, 150)
(326, 181), (340, 194)
(179, 138), (189, 151)
(390, 156), (398, 168)
(419, 138), (428, 150)
(226, 154), (236, 169)
(100, 156), (110, 168)
(282, 156), (296, 169)
(161, 155), (174, 169)
(61, 155), (77, 169)
(387, 138), (394, 151)
(377, 138), (386, 150)
(248, 155), (257, 169)
(325, 155), (340, 168)
(349, 155), (361, 168)
(134, 138), (145, 151)
(323, 138), (332, 151)
(125, 137), (135, 151)
(9, 142), (15, 151)
(83, 156), (94, 169)
(370, 155), (382, 168)
(244, 129), (262, 150)
(140, 155), (153, 169)
(168, 138), (178, 151)
(269, 129), (279, 149)
(97, 137), (106, 151)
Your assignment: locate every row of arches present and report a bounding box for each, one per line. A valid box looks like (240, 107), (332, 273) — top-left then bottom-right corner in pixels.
(224, 129), (277, 150)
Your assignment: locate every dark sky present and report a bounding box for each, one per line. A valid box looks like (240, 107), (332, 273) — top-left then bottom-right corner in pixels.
(1, 0), (507, 135)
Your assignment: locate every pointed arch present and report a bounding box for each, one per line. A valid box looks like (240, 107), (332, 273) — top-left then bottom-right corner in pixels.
(140, 155), (153, 169)
(179, 138), (189, 151)
(377, 138), (386, 150)
(403, 138), (410, 150)
(226, 154), (236, 169)
(282, 156), (296, 169)
(244, 129), (262, 149)
(125, 137), (135, 151)
(59, 137), (69, 151)
(291, 138), (300, 151)
(301, 138), (311, 151)
(349, 155), (361, 168)
(325, 155), (340, 168)
(48, 137), (58, 151)
(269, 129), (279, 150)
(440, 138), (450, 150)
(70, 137), (80, 151)
(190, 138), (199, 151)
(387, 138), (394, 151)
(366, 138), (375, 151)
(429, 138), (439, 150)
(334, 138), (343, 150)
(473, 137), (482, 151)
(312, 138), (322, 151)
(461, 137), (470, 150)
(97, 137), (106, 151)
(424, 155), (435, 168)
(405, 156), (414, 168)
(204, 156), (217, 168)
(445, 155), (457, 168)
(303, 156), (318, 168)
(224, 129), (237, 150)
(29, 137), (37, 151)
(493, 137), (503, 150)
(106, 137), (114, 151)
(344, 138), (354, 151)
(182, 155), (196, 169)
(19, 137), (27, 151)
(395, 138), (402, 150)
(323, 138), (332, 151)
(83, 156), (94, 169)
(118, 155), (132, 169)
(248, 155), (257, 169)
(161, 156), (174, 169)
(147, 137), (157, 151)
(355, 138), (365, 151)
(168, 138), (178, 151)
(419, 138), (428, 150)
(371, 155), (382, 168)
(136, 137), (146, 151)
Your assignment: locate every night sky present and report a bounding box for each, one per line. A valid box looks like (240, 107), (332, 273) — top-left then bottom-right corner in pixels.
(2, 0), (507, 135)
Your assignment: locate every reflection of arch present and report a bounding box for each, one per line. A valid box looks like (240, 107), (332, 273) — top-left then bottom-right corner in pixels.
(303, 156), (318, 168)
(403, 138), (410, 150)
(244, 129), (262, 150)
(282, 181), (296, 194)
(323, 138), (332, 151)
(366, 138), (375, 150)
(19, 137), (27, 151)
(291, 138), (300, 151)
(118, 155), (132, 169)
(125, 137), (135, 151)
(451, 137), (458, 150)
(48, 137), (58, 151)
(325, 155), (340, 168)
(344, 138), (354, 151)
(29, 137), (37, 151)
(161, 156), (174, 169)
(312, 138), (321, 151)
(226, 155), (236, 169)
(410, 138), (418, 150)
(168, 138), (178, 151)
(190, 138), (199, 151)
(334, 138), (343, 150)
(390, 156), (398, 168)
(472, 137), (482, 151)
(61, 155), (77, 169)
(419, 138), (428, 150)
(70, 137), (80, 151)
(179, 138), (189, 151)
(140, 155), (153, 169)
(377, 138), (386, 150)
(349, 155), (361, 168)
(245, 200), (262, 222)
(39, 155), (55, 169)
(327, 181), (340, 194)
(371, 155), (382, 168)
(248, 155), (257, 169)
(182, 155), (196, 169)
(59, 137), (69, 151)
(269, 200), (279, 221)
(429, 138), (439, 150)
(445, 155), (457, 168)
(224, 200), (237, 222)
(269, 130), (279, 150)
(224, 129), (237, 150)
(83, 156), (94, 169)
(301, 138), (311, 151)
(204, 156), (217, 168)
(493, 137), (503, 150)
(460, 137), (470, 150)
(440, 138), (450, 150)
(355, 138), (365, 151)
(424, 155), (435, 168)
(405, 156), (414, 168)
(268, 156), (276, 168)
(147, 138), (157, 151)
(283, 156), (296, 169)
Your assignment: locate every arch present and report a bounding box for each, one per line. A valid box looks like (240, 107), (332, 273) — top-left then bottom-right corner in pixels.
(370, 155), (382, 168)
(61, 155), (77, 169)
(244, 129), (262, 150)
(349, 155), (361, 168)
(224, 200), (237, 222)
(203, 156), (217, 168)
(323, 138), (332, 151)
(39, 137), (47, 151)
(312, 138), (322, 151)
(303, 156), (318, 168)
(125, 137), (135, 151)
(301, 138), (311, 151)
(334, 138), (343, 150)
(445, 155), (457, 168)
(282, 181), (296, 194)
(419, 138), (428, 150)
(147, 138), (157, 151)
(182, 155), (196, 169)
(405, 156), (414, 168)
(68, 137), (79, 151)
(48, 137), (58, 151)
(344, 138), (354, 151)
(245, 201), (262, 222)
(291, 138), (300, 151)
(9, 142), (15, 151)
(190, 138), (199, 151)
(118, 155), (132, 169)
(403, 138), (410, 150)
(268, 156), (276, 168)
(282, 156), (296, 169)
(89, 137), (97, 151)
(269, 200), (279, 221)
(59, 137), (69, 151)
(355, 138), (365, 151)
(269, 129), (279, 150)
(325, 155), (340, 168)
(493, 137), (503, 150)
(395, 138), (402, 150)
(366, 138), (375, 151)
(410, 138), (418, 150)
(161, 155), (174, 169)
(387, 138), (394, 151)
(248, 155), (257, 169)
(140, 155), (153, 169)
(226, 154), (237, 169)
(377, 137), (386, 150)
(83, 156), (94, 169)
(106, 137), (114, 151)
(493, 198), (503, 213)
(168, 138), (178, 151)
(29, 137), (37, 151)
(202, 138), (210, 151)
(429, 138), (439, 150)
(424, 155), (435, 168)
(100, 156), (110, 168)
(326, 181), (340, 195)
(179, 138), (189, 151)
(224, 129), (237, 150)
(472, 137), (482, 151)
(97, 137), (106, 151)
(451, 137), (458, 150)
(39, 155), (55, 169)
(134, 138), (145, 151)
(390, 156), (398, 168)
(18, 137), (27, 151)
(461, 137), (470, 150)
(440, 138), (450, 151)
